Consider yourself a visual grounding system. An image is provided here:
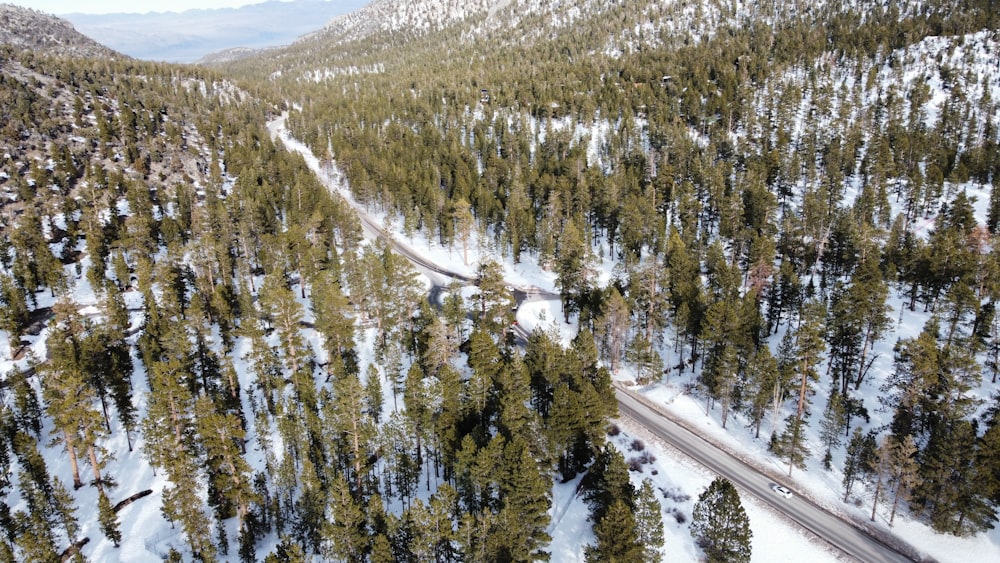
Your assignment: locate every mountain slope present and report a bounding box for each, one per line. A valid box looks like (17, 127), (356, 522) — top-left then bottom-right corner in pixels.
(0, 4), (120, 59)
(1, 0), (999, 561)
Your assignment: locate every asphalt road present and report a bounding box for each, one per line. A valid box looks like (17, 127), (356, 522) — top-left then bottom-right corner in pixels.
(615, 387), (922, 563)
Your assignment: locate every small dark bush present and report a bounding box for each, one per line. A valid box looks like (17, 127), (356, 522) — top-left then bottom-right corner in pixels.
(628, 457), (644, 472)
(629, 438), (645, 452)
(661, 487), (691, 503)
(672, 508), (686, 524)
(607, 424), (621, 437)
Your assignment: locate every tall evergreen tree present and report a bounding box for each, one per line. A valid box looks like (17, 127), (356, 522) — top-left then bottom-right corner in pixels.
(488, 436), (552, 561)
(585, 498), (642, 563)
(554, 218), (594, 323)
(98, 489), (122, 548)
(0, 274), (28, 355)
(793, 299), (827, 421)
(742, 345), (782, 439)
(195, 396), (258, 534)
(42, 302), (110, 491)
(885, 434), (921, 527)
(321, 472), (367, 562)
(472, 260), (516, 338)
(913, 418), (996, 535)
(819, 388), (848, 470)
(635, 478), (665, 562)
(772, 414), (810, 476)
(691, 477), (752, 563)
(842, 427), (876, 503)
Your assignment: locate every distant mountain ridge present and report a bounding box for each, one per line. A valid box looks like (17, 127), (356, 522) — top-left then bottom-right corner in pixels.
(0, 3), (120, 59)
(62, 0), (369, 63)
(314, 0), (502, 44)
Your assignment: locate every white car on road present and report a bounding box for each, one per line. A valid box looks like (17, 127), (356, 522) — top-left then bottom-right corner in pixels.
(771, 484), (793, 499)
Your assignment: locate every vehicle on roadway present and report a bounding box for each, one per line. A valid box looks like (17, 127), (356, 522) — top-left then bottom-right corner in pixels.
(771, 484), (793, 499)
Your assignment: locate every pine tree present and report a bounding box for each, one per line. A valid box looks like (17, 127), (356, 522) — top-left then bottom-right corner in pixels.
(453, 198), (475, 265)
(793, 299), (826, 421)
(582, 444), (634, 523)
(472, 260), (516, 337)
(0, 274), (28, 355)
(83, 323), (137, 451)
(772, 414), (810, 476)
(849, 254), (891, 391)
(699, 295), (741, 425)
(420, 314), (456, 376)
(914, 418), (996, 535)
(868, 434), (894, 523)
(742, 345), (781, 439)
(369, 533), (394, 563)
(161, 454), (217, 561)
(628, 258), (669, 344)
(321, 473), (367, 562)
(7, 366), (43, 439)
(496, 355), (537, 442)
(98, 489), (122, 547)
(883, 320), (941, 442)
(466, 326), (501, 420)
(885, 434), (921, 527)
(635, 478), (665, 562)
(142, 349), (197, 471)
(842, 427), (876, 503)
(626, 333), (663, 387)
(819, 388), (848, 470)
(264, 537), (308, 563)
(493, 436), (551, 561)
(194, 396), (257, 533)
(259, 271), (307, 375)
(594, 286), (630, 373)
(441, 281), (467, 341)
(364, 363), (385, 424)
(42, 302), (109, 490)
(426, 484), (459, 561)
(585, 498), (643, 563)
(327, 366), (376, 493)
(555, 218), (594, 323)
(311, 270), (355, 359)
(690, 477), (752, 563)
(11, 432), (80, 560)
(980, 397), (1000, 510)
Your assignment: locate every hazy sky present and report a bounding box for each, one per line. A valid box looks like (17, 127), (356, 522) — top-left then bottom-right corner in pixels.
(10, 1), (281, 15)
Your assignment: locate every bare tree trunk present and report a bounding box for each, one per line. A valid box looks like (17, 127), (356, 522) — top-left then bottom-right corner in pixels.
(796, 354), (812, 420)
(770, 381), (782, 436)
(352, 413), (362, 493)
(65, 430), (83, 489)
(87, 444), (103, 493)
(99, 393), (112, 434)
(871, 473), (883, 522)
(889, 481), (903, 526)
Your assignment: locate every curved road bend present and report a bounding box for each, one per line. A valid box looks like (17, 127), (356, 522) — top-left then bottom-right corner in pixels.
(615, 387), (923, 563)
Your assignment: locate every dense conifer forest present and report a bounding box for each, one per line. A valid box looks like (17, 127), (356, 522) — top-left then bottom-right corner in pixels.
(1, 0), (1000, 560)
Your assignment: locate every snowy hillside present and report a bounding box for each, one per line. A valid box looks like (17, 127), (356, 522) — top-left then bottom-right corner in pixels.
(3, 0), (1000, 562)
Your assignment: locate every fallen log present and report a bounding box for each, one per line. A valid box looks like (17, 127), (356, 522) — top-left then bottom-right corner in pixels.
(113, 489), (153, 513)
(60, 537), (89, 561)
